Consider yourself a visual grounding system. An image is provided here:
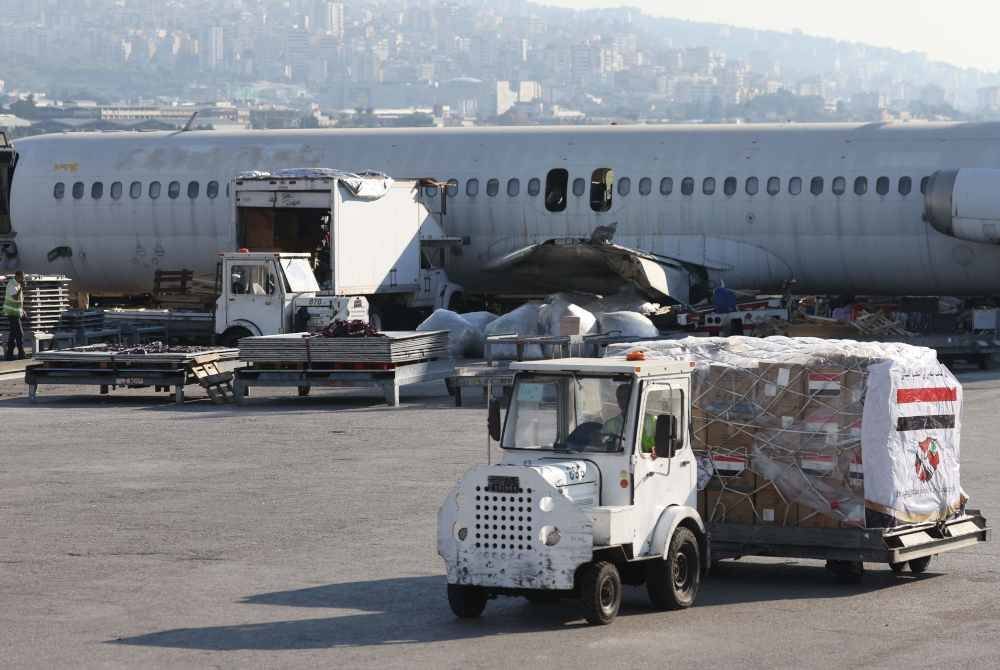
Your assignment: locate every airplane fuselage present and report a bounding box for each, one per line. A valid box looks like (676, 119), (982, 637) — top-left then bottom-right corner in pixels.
(5, 122), (1000, 296)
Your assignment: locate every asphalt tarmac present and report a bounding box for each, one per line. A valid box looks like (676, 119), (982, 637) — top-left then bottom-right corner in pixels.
(0, 372), (996, 669)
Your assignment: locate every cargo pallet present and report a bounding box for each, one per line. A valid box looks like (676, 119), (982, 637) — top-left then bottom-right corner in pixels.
(233, 358), (455, 406)
(25, 347), (239, 404)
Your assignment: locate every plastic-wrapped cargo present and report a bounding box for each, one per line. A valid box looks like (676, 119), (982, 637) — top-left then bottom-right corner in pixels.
(539, 294), (598, 337)
(606, 336), (963, 529)
(596, 311), (659, 338)
(416, 309), (479, 358)
(484, 303), (545, 360)
(458, 311), (499, 358)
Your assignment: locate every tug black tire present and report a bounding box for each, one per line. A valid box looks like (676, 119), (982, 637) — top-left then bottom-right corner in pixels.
(647, 527), (701, 610)
(447, 584), (488, 618)
(579, 561), (622, 625)
(908, 556), (933, 574)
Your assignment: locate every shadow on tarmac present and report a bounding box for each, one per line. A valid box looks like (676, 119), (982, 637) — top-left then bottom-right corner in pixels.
(110, 562), (938, 651)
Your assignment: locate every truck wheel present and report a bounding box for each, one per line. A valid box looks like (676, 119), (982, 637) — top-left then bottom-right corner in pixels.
(447, 584), (488, 618)
(647, 527), (701, 610)
(908, 556), (933, 574)
(579, 561), (622, 625)
(220, 326), (252, 348)
(826, 560), (864, 584)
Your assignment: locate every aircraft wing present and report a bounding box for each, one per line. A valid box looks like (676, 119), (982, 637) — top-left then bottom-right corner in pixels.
(483, 238), (711, 306)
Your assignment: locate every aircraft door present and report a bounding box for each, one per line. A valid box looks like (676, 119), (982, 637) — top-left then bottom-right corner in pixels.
(0, 132), (16, 238)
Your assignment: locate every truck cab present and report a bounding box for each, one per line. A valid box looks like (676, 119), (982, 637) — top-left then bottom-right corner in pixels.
(214, 251), (368, 345)
(438, 355), (706, 625)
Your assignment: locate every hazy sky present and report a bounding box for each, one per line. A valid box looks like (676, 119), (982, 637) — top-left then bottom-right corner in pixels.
(543, 0), (999, 72)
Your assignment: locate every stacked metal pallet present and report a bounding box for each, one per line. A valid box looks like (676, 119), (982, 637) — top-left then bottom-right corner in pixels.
(0, 275), (72, 333)
(238, 331), (450, 365)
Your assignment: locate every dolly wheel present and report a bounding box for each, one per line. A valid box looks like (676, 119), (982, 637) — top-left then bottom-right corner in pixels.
(889, 561), (907, 574)
(579, 561), (622, 625)
(826, 560), (865, 584)
(447, 584), (488, 618)
(908, 556), (933, 574)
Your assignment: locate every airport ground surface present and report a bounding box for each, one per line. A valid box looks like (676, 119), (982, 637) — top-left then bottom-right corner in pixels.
(0, 372), (997, 670)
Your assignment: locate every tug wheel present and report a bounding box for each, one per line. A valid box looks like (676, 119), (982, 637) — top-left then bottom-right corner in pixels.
(447, 583), (488, 618)
(579, 561), (622, 625)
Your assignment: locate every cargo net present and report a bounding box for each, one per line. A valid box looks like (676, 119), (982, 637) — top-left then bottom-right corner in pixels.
(608, 337), (961, 530)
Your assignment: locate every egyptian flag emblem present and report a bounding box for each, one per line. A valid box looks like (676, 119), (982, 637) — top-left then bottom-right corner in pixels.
(895, 386), (958, 432)
(808, 372), (842, 398)
(914, 437), (941, 482)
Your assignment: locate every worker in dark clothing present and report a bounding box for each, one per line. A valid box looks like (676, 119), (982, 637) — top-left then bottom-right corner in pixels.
(3, 270), (26, 360)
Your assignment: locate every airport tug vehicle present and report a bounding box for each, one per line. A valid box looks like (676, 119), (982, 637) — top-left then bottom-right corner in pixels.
(438, 353), (705, 625)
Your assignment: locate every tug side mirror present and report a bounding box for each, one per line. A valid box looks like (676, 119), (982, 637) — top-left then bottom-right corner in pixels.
(654, 414), (679, 460)
(488, 400), (502, 442)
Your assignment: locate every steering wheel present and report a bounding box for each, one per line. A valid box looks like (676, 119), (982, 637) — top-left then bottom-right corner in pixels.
(566, 421), (604, 448)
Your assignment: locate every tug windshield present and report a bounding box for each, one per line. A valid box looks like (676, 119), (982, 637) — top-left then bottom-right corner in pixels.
(501, 374), (633, 453)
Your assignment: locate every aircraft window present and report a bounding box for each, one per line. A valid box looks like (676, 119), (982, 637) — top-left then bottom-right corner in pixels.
(810, 177), (824, 196)
(487, 178), (500, 197)
(591, 168), (614, 211)
(508, 178), (521, 197)
(660, 177), (673, 196)
(466, 178), (479, 197)
(207, 181), (219, 199)
(527, 178), (541, 196)
(54, 183), (65, 200)
(572, 178), (586, 197)
(920, 177), (929, 194)
(681, 177), (695, 196)
(832, 177), (846, 196)
(639, 177), (652, 196)
(789, 177), (802, 196)
(876, 176), (890, 196)
(767, 177), (781, 196)
(545, 168), (569, 212)
(91, 182), (103, 200)
(149, 181), (161, 199)
(72, 182), (85, 199)
(702, 177), (715, 196)
(899, 177), (912, 196)
(130, 182), (142, 199)
(168, 181), (181, 199)
(746, 177), (759, 196)
(723, 177), (737, 196)
(854, 177), (868, 196)
(187, 181), (199, 199)
(424, 184), (439, 198)
(111, 182), (123, 200)
(446, 179), (459, 198)
(618, 177), (631, 196)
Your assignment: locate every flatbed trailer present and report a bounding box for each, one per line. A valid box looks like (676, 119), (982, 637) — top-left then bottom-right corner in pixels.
(233, 358), (455, 406)
(25, 347), (239, 404)
(709, 511), (990, 579)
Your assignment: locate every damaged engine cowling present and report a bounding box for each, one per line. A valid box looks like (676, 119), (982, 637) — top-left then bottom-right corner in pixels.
(925, 169), (1000, 244)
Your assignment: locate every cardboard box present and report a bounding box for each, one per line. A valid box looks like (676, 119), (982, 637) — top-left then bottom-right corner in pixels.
(704, 486), (756, 525)
(755, 363), (806, 418)
(802, 368), (866, 414)
(797, 505), (842, 529)
(754, 483), (796, 526)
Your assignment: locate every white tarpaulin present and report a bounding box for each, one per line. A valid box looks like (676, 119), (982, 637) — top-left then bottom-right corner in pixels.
(606, 336), (964, 527)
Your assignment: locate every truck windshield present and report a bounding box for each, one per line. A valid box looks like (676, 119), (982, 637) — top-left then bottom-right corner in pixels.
(501, 374), (633, 453)
(280, 258), (320, 293)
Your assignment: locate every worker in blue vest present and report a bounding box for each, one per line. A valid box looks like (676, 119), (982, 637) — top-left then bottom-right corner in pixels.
(3, 271), (26, 361)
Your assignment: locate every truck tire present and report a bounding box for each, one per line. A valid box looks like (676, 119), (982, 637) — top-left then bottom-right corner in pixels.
(908, 556), (933, 574)
(647, 527), (701, 610)
(826, 560), (864, 584)
(220, 326), (252, 348)
(447, 584), (488, 618)
(579, 561), (622, 625)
